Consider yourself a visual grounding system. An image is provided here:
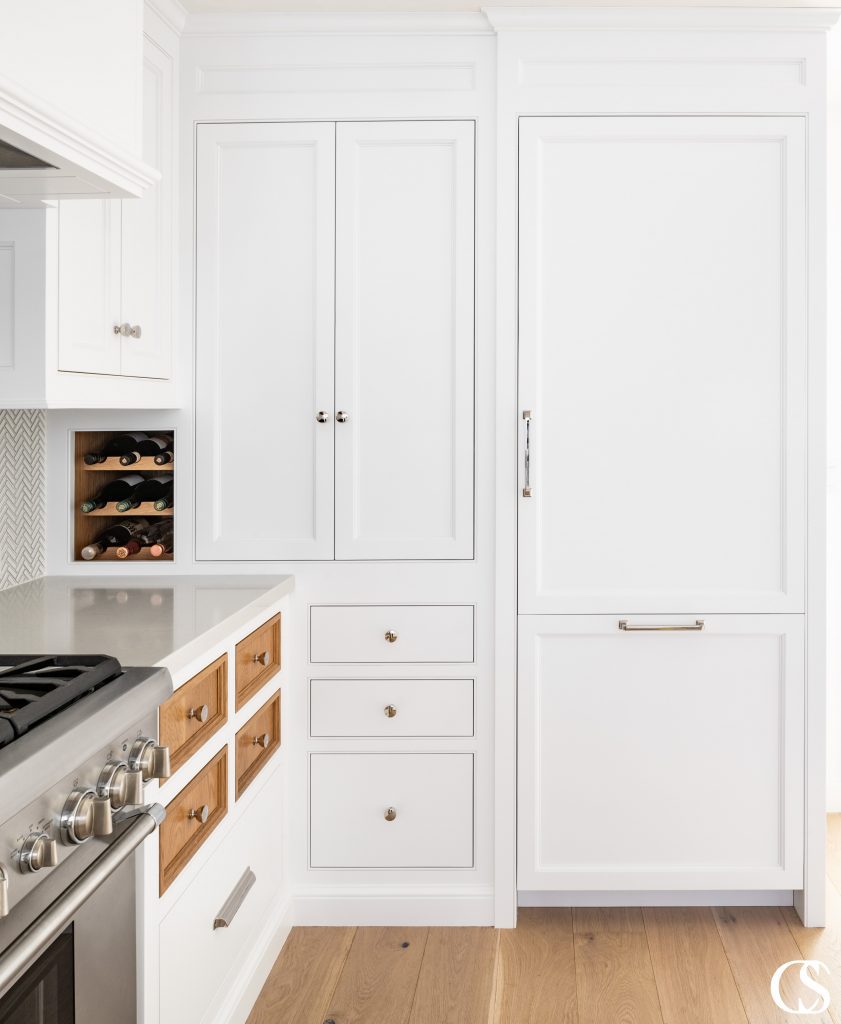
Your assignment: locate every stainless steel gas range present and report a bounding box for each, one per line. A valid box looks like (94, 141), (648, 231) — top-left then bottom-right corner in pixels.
(0, 655), (172, 1024)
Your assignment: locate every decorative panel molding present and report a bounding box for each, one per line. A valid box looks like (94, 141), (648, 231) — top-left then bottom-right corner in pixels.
(196, 61), (476, 95)
(0, 242), (14, 368)
(519, 58), (806, 90)
(0, 409), (45, 590)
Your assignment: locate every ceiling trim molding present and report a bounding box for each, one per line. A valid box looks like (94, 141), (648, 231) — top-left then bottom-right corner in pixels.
(182, 11), (494, 36)
(145, 0), (189, 35)
(483, 6), (841, 32)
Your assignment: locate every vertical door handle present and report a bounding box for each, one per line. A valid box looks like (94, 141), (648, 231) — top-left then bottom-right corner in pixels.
(522, 410), (532, 497)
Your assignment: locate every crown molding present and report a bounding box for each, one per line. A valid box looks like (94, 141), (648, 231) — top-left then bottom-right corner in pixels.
(145, 0), (189, 35)
(182, 11), (494, 37)
(483, 6), (841, 32)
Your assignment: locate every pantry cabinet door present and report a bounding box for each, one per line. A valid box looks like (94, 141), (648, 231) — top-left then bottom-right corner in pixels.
(334, 121), (475, 560)
(518, 614), (804, 891)
(518, 116), (806, 613)
(195, 122), (335, 560)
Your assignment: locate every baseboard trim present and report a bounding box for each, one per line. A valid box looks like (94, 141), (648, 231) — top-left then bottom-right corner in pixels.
(518, 889), (794, 908)
(294, 884), (495, 926)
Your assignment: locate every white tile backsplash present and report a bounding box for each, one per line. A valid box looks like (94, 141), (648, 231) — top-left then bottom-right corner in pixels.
(0, 409), (45, 590)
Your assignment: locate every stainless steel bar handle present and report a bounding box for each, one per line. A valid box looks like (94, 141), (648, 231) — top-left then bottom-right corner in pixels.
(0, 804), (165, 999)
(618, 620), (705, 632)
(522, 410), (532, 497)
(213, 867), (256, 930)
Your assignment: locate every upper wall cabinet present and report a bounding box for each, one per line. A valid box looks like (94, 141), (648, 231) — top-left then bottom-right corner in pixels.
(518, 115), (806, 614)
(195, 120), (475, 562)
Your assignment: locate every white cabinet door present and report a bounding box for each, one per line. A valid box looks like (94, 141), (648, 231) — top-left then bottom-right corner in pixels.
(195, 122), (335, 560)
(518, 116), (806, 613)
(57, 199), (121, 375)
(518, 614), (804, 891)
(334, 121), (474, 560)
(120, 34), (173, 380)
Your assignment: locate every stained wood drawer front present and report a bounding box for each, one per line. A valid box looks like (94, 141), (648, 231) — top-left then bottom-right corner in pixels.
(235, 613), (281, 709)
(310, 605), (474, 663)
(311, 679), (473, 737)
(159, 767), (283, 1024)
(236, 691), (281, 798)
(159, 655), (227, 773)
(310, 753), (473, 867)
(159, 747), (227, 895)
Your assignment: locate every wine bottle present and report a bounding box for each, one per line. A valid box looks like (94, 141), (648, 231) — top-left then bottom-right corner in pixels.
(149, 524), (174, 558)
(80, 474), (145, 514)
(115, 520), (171, 559)
(153, 446), (174, 466)
(119, 435), (174, 466)
(80, 519), (150, 560)
(115, 474), (173, 512)
(83, 433), (149, 465)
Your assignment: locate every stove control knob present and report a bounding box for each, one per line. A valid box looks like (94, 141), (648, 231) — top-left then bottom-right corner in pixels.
(97, 759), (130, 810)
(0, 865), (8, 918)
(129, 738), (172, 782)
(19, 831), (59, 873)
(60, 788), (113, 845)
(124, 768), (145, 806)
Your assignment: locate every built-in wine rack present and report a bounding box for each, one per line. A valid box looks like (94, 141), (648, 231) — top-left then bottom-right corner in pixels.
(73, 430), (175, 562)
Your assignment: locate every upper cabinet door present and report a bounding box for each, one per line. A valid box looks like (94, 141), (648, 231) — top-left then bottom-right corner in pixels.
(334, 121), (475, 561)
(518, 116), (806, 614)
(195, 122), (335, 560)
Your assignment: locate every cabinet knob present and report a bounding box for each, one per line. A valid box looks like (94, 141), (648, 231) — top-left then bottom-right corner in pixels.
(188, 704), (209, 723)
(252, 650), (270, 667)
(384, 630), (398, 644)
(384, 807), (397, 822)
(113, 322), (142, 339)
(384, 705), (398, 718)
(252, 733), (271, 749)
(189, 805), (210, 824)
(336, 411), (348, 423)
(316, 411), (329, 423)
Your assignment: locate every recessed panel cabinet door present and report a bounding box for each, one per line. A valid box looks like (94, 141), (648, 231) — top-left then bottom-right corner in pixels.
(518, 614), (804, 891)
(334, 121), (475, 560)
(195, 122), (335, 560)
(518, 116), (806, 613)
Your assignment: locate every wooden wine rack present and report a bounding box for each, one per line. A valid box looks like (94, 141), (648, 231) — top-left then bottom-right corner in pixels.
(73, 430), (175, 563)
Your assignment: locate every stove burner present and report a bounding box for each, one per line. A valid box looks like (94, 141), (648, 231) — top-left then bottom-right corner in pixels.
(0, 655), (124, 749)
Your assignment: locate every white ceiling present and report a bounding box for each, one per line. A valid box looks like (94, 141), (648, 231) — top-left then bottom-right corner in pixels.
(183, 0), (840, 12)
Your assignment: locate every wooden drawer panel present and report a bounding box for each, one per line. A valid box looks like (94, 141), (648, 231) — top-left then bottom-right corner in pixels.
(236, 691), (281, 799)
(159, 655), (227, 773)
(310, 679), (473, 737)
(235, 613), (281, 709)
(160, 747), (227, 895)
(310, 605), (474, 663)
(310, 753), (473, 868)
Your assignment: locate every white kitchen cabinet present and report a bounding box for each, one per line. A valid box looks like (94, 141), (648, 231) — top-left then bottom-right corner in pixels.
(195, 119), (475, 562)
(518, 615), (804, 892)
(518, 115), (806, 615)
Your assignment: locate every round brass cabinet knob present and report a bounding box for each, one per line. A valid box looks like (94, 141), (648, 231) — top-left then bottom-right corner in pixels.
(252, 651), (270, 667)
(252, 734), (271, 749)
(188, 704), (209, 723)
(384, 705), (397, 719)
(189, 805), (210, 824)
(384, 630), (398, 644)
(384, 807), (397, 822)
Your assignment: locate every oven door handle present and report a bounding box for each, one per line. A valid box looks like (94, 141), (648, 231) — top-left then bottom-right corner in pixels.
(0, 803), (164, 999)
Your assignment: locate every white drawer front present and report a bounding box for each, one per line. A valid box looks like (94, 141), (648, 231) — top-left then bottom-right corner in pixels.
(310, 753), (473, 867)
(159, 769), (283, 1024)
(310, 678), (474, 737)
(310, 605), (474, 663)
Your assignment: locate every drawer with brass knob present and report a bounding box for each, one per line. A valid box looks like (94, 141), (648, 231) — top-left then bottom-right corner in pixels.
(159, 747), (228, 895)
(235, 614), (281, 709)
(309, 605), (474, 663)
(310, 678), (474, 738)
(310, 753), (473, 868)
(159, 654), (228, 773)
(235, 691), (281, 799)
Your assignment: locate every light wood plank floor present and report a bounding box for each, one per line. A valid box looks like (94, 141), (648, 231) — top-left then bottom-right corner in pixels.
(247, 817), (841, 1024)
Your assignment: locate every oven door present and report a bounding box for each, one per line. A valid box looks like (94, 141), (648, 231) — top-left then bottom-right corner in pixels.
(0, 806), (163, 1024)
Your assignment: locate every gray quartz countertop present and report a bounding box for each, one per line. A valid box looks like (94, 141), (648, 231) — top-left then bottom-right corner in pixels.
(0, 575), (294, 675)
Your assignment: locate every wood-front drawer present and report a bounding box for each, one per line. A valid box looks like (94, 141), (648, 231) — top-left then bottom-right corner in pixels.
(310, 753), (473, 868)
(159, 655), (227, 773)
(160, 747), (228, 895)
(236, 691), (281, 799)
(235, 613), (281, 709)
(310, 679), (474, 737)
(310, 605), (474, 663)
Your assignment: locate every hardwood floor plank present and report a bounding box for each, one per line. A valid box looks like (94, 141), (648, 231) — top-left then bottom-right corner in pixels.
(493, 908), (578, 1024)
(323, 927), (429, 1024)
(574, 908), (663, 1024)
(643, 908), (747, 1024)
(784, 882), (841, 1024)
(408, 927), (498, 1024)
(713, 906), (832, 1023)
(246, 926), (356, 1024)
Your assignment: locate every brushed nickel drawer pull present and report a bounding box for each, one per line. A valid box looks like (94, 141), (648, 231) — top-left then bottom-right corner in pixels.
(213, 868), (256, 930)
(522, 410), (532, 497)
(384, 630), (398, 644)
(384, 705), (397, 718)
(384, 807), (397, 822)
(188, 805), (209, 824)
(618, 619), (705, 632)
(252, 651), (270, 666)
(252, 733), (270, 748)
(187, 704), (209, 723)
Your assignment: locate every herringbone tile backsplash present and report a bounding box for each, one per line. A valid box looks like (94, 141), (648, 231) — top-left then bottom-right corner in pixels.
(0, 409), (46, 590)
